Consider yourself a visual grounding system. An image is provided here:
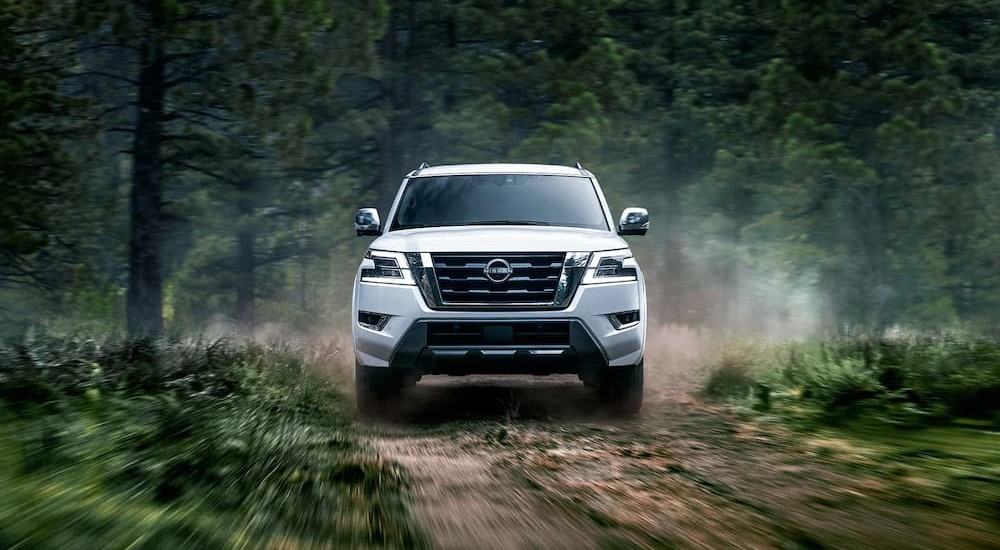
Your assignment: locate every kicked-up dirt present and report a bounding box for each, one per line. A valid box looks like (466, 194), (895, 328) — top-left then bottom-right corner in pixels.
(360, 330), (999, 549)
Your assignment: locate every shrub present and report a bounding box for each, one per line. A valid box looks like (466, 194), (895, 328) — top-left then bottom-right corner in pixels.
(700, 332), (1000, 426)
(701, 343), (769, 399)
(798, 357), (883, 413)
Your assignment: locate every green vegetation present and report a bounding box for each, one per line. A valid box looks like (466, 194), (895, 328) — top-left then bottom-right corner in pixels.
(702, 333), (1000, 426)
(803, 423), (1000, 523)
(702, 333), (1000, 531)
(0, 338), (423, 549)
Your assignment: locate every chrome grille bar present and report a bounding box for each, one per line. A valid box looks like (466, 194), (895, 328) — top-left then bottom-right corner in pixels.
(407, 252), (590, 310)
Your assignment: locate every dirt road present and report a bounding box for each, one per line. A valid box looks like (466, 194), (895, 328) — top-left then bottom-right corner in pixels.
(362, 349), (998, 549)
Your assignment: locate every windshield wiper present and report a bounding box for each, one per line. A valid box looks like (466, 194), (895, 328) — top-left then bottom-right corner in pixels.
(462, 220), (551, 226)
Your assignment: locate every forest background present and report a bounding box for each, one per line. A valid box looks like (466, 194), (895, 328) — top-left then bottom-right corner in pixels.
(2, 0), (998, 339)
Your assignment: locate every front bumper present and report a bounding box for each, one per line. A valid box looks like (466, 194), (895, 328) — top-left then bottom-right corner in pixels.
(352, 276), (645, 370)
(390, 320), (605, 375)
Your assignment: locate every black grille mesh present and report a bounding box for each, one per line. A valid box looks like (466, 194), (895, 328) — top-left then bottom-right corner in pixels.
(426, 322), (571, 346)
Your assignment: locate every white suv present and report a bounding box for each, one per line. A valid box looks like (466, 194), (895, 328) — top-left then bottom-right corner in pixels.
(352, 163), (648, 414)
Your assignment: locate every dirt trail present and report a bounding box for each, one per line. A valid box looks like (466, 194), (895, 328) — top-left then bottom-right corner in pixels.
(375, 426), (602, 550)
(363, 361), (998, 548)
(367, 378), (610, 549)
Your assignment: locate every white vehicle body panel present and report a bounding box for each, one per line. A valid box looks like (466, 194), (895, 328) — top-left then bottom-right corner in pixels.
(353, 270), (646, 368)
(371, 226), (629, 254)
(352, 163), (646, 374)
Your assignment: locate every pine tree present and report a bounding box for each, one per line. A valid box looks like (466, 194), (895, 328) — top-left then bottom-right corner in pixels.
(689, 0), (987, 327)
(160, 4), (385, 332)
(54, 0), (383, 337)
(0, 2), (87, 289)
(925, 0), (1000, 323)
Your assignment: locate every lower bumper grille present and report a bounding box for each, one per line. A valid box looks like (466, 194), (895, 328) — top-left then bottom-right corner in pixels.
(426, 322), (571, 346)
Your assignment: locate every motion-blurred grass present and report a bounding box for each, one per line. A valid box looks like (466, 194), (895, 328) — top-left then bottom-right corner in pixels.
(699, 332), (1000, 520)
(700, 331), (1000, 426)
(0, 338), (423, 549)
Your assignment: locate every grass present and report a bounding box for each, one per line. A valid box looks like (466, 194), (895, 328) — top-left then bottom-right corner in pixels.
(788, 421), (1000, 521)
(700, 332), (1000, 427)
(700, 331), (1000, 525)
(0, 337), (423, 549)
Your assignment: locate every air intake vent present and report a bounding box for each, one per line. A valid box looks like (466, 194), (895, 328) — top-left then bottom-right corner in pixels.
(427, 322), (571, 346)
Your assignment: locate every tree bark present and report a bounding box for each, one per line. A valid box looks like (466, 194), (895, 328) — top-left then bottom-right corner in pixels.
(126, 6), (166, 339)
(234, 183), (256, 333)
(861, 186), (889, 329)
(377, 0), (416, 214)
(235, 226), (255, 333)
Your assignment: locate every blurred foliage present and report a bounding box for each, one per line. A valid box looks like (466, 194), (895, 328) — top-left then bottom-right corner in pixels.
(0, 338), (424, 548)
(702, 332), (1000, 427)
(700, 341), (764, 400)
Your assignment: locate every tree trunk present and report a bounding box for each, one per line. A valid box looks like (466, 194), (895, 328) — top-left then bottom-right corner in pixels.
(234, 184), (255, 333)
(377, 0), (416, 213)
(299, 254), (307, 312)
(861, 186), (889, 330)
(235, 226), (255, 333)
(126, 11), (166, 339)
(378, 125), (405, 213)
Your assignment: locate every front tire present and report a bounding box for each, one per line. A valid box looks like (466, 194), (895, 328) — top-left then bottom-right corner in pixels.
(600, 359), (643, 414)
(355, 362), (399, 416)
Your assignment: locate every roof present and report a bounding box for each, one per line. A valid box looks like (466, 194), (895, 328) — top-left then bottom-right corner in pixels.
(407, 163), (588, 178)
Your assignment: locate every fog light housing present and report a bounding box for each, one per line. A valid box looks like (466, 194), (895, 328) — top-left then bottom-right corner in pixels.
(358, 311), (391, 331)
(608, 310), (640, 330)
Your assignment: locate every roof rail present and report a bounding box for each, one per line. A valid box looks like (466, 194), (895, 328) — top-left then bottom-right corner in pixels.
(414, 162), (430, 175)
(575, 161), (587, 175)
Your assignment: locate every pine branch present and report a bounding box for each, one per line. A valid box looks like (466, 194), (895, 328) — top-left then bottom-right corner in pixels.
(0, 252), (59, 290)
(163, 50), (210, 63)
(169, 159), (237, 185)
(165, 107), (231, 123)
(161, 134), (211, 143)
(96, 101), (137, 119)
(176, 12), (231, 24)
(69, 42), (141, 55)
(63, 70), (139, 86)
(164, 63), (224, 89)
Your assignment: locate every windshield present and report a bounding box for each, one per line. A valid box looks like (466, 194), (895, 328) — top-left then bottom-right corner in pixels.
(390, 174), (609, 231)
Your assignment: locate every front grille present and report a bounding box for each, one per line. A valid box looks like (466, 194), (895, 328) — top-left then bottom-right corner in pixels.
(431, 253), (564, 305)
(427, 322), (571, 346)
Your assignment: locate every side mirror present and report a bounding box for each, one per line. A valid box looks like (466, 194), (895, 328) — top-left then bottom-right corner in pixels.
(618, 207), (649, 236)
(355, 208), (381, 236)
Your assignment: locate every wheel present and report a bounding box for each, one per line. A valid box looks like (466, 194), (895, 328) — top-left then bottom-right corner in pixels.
(599, 359), (643, 414)
(355, 362), (400, 416)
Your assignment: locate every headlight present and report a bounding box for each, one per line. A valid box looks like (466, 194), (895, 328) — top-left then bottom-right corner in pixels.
(582, 249), (638, 284)
(360, 250), (416, 285)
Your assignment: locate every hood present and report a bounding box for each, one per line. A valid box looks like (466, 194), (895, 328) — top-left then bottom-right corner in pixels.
(370, 226), (629, 253)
